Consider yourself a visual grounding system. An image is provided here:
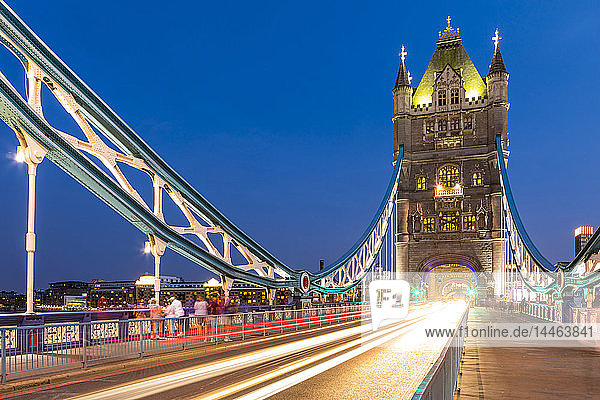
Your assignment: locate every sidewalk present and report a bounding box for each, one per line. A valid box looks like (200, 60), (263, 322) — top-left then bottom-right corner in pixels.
(455, 308), (600, 399)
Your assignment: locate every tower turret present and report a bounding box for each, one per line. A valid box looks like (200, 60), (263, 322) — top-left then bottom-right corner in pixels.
(393, 45), (412, 115)
(486, 29), (509, 102)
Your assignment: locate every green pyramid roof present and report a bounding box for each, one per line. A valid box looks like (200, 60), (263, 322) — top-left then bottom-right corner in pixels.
(412, 37), (487, 107)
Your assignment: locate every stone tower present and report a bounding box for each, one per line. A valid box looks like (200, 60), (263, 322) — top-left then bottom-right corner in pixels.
(393, 20), (509, 296)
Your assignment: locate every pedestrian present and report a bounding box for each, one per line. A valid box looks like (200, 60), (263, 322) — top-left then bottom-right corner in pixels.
(165, 296), (185, 337)
(134, 300), (147, 319)
(194, 295), (209, 316)
(207, 295), (219, 341)
(221, 296), (232, 341)
(193, 295), (209, 339)
(149, 298), (163, 339)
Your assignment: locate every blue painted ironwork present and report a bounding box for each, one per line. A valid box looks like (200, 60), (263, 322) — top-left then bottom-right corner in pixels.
(0, 1), (402, 293)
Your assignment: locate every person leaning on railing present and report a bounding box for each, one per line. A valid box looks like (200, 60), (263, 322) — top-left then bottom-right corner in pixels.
(192, 295), (209, 341)
(149, 298), (163, 339)
(165, 296), (185, 337)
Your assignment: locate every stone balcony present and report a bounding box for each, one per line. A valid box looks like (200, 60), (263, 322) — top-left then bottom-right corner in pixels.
(435, 184), (463, 198)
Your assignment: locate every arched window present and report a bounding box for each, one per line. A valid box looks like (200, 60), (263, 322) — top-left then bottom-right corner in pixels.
(450, 89), (460, 105)
(472, 171), (483, 186)
(423, 217), (435, 232)
(438, 90), (447, 106)
(463, 115), (473, 130)
(463, 215), (476, 231)
(439, 211), (459, 232)
(438, 164), (460, 188)
(426, 120), (435, 134)
(416, 176), (426, 191)
(438, 118), (447, 131)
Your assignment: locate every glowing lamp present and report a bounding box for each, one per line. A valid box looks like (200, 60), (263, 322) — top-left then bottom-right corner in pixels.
(144, 241), (152, 254)
(15, 146), (25, 163)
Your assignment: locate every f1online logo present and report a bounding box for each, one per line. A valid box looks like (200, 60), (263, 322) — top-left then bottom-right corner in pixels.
(369, 280), (410, 331)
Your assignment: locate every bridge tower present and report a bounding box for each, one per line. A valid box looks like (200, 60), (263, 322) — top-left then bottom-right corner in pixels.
(393, 19), (509, 297)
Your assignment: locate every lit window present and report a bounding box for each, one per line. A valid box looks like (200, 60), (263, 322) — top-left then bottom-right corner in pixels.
(423, 217), (435, 233)
(464, 115), (473, 130)
(439, 211), (459, 232)
(438, 164), (460, 188)
(438, 90), (447, 106)
(450, 89), (459, 105)
(472, 171), (483, 186)
(463, 215), (476, 231)
(450, 117), (460, 130)
(426, 120), (435, 134)
(416, 176), (426, 191)
(438, 118), (447, 131)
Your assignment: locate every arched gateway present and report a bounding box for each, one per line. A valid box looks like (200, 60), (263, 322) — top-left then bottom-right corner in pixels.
(393, 19), (508, 298)
(417, 254), (490, 299)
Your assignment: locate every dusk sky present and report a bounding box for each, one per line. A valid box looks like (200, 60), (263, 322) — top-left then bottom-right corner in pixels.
(0, 1), (598, 291)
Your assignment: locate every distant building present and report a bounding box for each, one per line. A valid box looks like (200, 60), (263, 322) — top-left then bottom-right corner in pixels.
(42, 281), (89, 307)
(575, 226), (594, 256)
(133, 275), (289, 306)
(88, 279), (136, 308)
(0, 291), (26, 312)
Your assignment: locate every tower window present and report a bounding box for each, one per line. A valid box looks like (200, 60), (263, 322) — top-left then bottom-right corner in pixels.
(472, 171), (483, 186)
(464, 115), (473, 130)
(416, 176), (426, 191)
(450, 89), (459, 105)
(438, 164), (460, 188)
(438, 118), (447, 131)
(439, 211), (459, 232)
(438, 90), (447, 106)
(423, 217), (435, 233)
(463, 215), (476, 231)
(450, 117), (460, 130)
(426, 120), (435, 134)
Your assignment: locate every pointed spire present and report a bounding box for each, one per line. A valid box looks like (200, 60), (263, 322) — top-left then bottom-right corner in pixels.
(394, 45), (412, 89)
(488, 28), (507, 76)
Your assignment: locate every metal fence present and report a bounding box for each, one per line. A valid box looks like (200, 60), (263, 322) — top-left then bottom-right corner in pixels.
(411, 307), (469, 400)
(0, 305), (366, 383)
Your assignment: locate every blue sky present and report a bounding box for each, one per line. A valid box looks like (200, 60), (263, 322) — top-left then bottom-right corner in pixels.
(0, 1), (598, 291)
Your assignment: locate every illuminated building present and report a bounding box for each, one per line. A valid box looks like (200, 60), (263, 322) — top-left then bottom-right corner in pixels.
(393, 18), (508, 294)
(0, 291), (26, 312)
(133, 275), (290, 306)
(42, 281), (89, 307)
(88, 279), (137, 308)
(575, 226), (594, 256)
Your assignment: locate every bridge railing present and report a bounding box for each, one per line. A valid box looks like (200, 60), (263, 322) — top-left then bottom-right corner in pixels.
(0, 305), (368, 383)
(411, 305), (468, 400)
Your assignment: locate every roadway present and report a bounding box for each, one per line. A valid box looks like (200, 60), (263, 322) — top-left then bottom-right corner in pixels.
(0, 301), (467, 400)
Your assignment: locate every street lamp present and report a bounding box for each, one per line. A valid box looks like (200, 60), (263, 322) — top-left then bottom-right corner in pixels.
(15, 146), (25, 163)
(16, 137), (47, 314)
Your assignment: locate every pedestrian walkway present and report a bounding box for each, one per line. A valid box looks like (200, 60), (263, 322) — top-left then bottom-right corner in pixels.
(456, 307), (600, 399)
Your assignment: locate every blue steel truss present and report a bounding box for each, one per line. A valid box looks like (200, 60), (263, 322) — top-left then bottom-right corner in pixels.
(0, 1), (401, 294)
(496, 135), (600, 294)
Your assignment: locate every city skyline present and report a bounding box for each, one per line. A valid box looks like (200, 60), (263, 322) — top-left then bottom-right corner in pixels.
(0, 1), (599, 292)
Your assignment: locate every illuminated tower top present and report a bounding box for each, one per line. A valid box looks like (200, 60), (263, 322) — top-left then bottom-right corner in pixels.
(412, 17), (487, 107)
(488, 29), (508, 76)
(394, 45), (412, 89)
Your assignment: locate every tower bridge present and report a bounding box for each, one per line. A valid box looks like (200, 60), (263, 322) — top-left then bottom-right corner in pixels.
(1, 4), (600, 398)
(0, 2), (597, 316)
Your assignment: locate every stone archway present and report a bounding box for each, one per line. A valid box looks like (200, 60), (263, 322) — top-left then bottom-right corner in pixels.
(418, 254), (484, 299)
